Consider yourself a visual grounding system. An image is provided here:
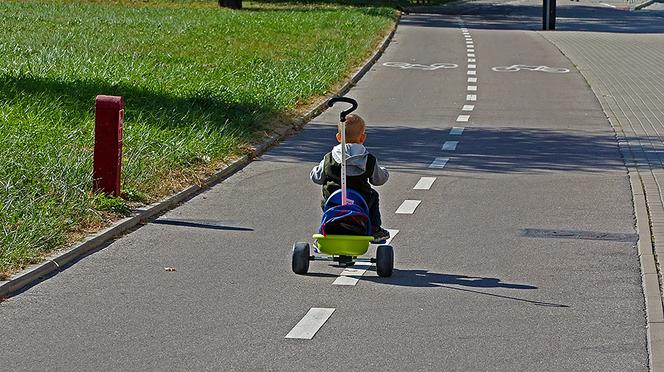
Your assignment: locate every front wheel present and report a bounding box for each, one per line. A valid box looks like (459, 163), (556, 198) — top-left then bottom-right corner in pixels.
(376, 245), (394, 277)
(292, 242), (310, 275)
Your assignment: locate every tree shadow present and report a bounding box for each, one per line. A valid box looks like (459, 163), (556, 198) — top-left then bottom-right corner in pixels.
(261, 121), (661, 174)
(402, 1), (664, 33)
(246, 0), (451, 12)
(362, 268), (569, 307)
(0, 74), (277, 134)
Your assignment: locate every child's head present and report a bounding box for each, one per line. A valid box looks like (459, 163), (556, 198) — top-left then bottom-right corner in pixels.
(336, 114), (366, 144)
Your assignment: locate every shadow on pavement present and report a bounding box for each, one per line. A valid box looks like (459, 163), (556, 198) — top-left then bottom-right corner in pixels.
(152, 219), (254, 231)
(403, 2), (664, 33)
(363, 268), (570, 307)
(264, 122), (662, 173)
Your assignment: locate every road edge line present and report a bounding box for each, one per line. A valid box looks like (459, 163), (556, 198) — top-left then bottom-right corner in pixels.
(0, 13), (402, 300)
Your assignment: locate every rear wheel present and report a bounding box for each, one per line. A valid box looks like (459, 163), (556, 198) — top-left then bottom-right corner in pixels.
(292, 242), (310, 275)
(376, 245), (394, 277)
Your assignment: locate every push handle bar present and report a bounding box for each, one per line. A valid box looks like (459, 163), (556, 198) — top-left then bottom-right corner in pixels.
(327, 96), (358, 122)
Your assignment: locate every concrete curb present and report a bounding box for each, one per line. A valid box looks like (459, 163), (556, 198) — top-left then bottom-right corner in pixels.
(0, 14), (401, 299)
(625, 152), (664, 372)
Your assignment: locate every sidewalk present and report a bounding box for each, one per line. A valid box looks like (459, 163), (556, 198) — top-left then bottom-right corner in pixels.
(541, 6), (664, 369)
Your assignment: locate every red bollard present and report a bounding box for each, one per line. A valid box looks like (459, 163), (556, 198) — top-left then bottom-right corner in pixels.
(93, 95), (124, 196)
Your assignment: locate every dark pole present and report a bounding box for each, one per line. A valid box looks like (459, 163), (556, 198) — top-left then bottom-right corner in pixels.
(93, 95), (124, 196)
(549, 0), (556, 30)
(543, 0), (556, 30)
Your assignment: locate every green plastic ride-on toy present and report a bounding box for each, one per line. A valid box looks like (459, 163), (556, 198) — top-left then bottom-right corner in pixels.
(291, 96), (394, 277)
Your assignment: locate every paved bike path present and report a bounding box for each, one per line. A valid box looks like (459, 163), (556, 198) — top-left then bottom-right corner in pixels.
(0, 10), (647, 371)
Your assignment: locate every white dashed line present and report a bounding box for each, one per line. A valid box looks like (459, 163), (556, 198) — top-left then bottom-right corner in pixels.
(396, 200), (422, 214)
(285, 308), (335, 339)
(468, 53), (476, 58)
(468, 64), (476, 69)
(332, 229), (400, 286)
(467, 48), (475, 52)
(467, 70), (476, 75)
(468, 77), (477, 83)
(429, 157), (450, 169)
(462, 104), (475, 111)
(467, 94), (477, 101)
(333, 262), (372, 286)
(457, 114), (470, 122)
(468, 58), (476, 63)
(414, 177), (436, 190)
(442, 141), (459, 151)
(450, 127), (465, 135)
(467, 85), (477, 91)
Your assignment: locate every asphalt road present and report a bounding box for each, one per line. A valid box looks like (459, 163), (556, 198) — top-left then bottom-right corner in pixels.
(0, 4), (648, 371)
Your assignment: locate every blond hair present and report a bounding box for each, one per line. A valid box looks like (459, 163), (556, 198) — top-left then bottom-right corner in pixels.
(338, 114), (365, 143)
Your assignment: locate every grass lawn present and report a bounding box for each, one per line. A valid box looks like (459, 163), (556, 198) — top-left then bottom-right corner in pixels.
(0, 0), (399, 278)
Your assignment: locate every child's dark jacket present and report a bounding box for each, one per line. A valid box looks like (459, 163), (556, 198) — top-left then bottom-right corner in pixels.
(310, 144), (389, 202)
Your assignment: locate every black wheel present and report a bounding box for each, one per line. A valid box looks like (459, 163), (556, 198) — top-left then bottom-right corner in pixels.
(376, 245), (394, 277)
(292, 242), (310, 275)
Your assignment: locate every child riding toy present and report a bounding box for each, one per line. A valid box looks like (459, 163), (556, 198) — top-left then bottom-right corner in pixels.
(291, 96), (394, 277)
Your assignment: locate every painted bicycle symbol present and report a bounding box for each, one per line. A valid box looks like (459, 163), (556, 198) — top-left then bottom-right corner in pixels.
(383, 62), (459, 71)
(492, 65), (570, 73)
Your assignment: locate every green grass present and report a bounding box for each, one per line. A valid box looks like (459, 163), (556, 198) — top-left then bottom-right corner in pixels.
(0, 0), (397, 278)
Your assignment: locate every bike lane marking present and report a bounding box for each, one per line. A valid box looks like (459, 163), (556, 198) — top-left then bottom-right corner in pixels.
(442, 141), (459, 151)
(450, 127), (465, 135)
(429, 157), (450, 168)
(396, 200), (422, 214)
(414, 177), (436, 190)
(332, 230), (400, 286)
(285, 308), (335, 339)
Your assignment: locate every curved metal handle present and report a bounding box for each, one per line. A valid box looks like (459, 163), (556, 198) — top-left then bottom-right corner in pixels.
(327, 96), (358, 122)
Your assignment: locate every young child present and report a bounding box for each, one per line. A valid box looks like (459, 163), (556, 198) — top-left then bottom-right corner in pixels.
(310, 114), (390, 242)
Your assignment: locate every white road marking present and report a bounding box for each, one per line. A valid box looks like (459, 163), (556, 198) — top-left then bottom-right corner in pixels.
(467, 49), (475, 53)
(467, 85), (477, 91)
(333, 262), (372, 286)
(414, 177), (436, 190)
(468, 58), (476, 63)
(383, 62), (458, 71)
(467, 94), (477, 101)
(285, 308), (335, 339)
(601, 2), (617, 7)
(492, 65), (570, 73)
(466, 41), (474, 44)
(396, 200), (422, 214)
(468, 53), (476, 57)
(467, 77), (477, 83)
(467, 70), (476, 75)
(457, 114), (470, 122)
(442, 141), (459, 151)
(450, 127), (465, 135)
(462, 104), (475, 111)
(468, 64), (476, 69)
(332, 229), (400, 286)
(429, 157), (450, 169)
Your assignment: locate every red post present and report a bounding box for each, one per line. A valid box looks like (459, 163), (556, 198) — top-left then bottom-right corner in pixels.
(93, 95), (124, 196)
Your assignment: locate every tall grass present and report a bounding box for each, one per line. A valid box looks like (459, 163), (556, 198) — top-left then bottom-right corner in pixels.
(0, 0), (396, 278)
